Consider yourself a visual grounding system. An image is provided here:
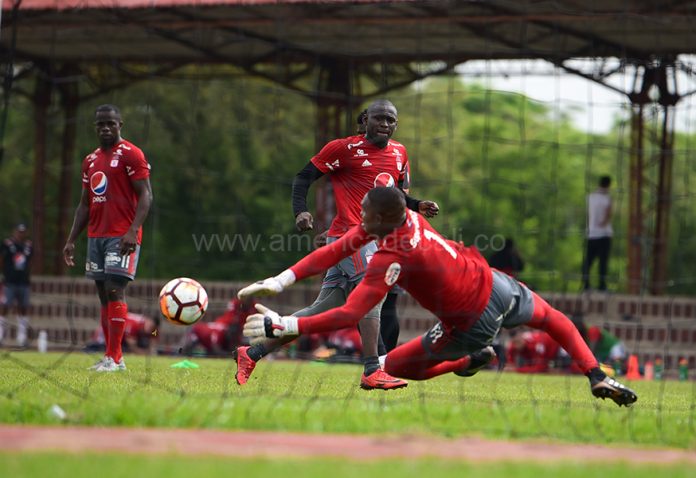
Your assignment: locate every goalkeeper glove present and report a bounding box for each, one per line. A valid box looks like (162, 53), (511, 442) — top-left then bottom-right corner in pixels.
(243, 304), (299, 339)
(237, 269), (296, 299)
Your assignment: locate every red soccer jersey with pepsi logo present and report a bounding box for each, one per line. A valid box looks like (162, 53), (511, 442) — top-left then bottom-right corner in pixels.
(311, 135), (409, 237)
(81, 139), (150, 242)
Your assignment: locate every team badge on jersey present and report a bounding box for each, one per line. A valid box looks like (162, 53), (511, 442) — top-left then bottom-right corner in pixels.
(90, 172), (108, 195)
(374, 172), (395, 188)
(393, 148), (403, 170)
(385, 262), (401, 286)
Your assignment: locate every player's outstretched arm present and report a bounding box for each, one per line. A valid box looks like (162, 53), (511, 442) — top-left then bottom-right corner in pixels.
(238, 225), (373, 299)
(243, 304), (299, 339)
(238, 270), (296, 299)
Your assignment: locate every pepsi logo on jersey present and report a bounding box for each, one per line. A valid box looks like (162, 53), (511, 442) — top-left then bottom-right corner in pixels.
(90, 172), (108, 202)
(373, 172), (395, 188)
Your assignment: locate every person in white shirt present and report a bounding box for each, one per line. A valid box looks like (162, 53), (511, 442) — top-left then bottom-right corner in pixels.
(582, 176), (613, 291)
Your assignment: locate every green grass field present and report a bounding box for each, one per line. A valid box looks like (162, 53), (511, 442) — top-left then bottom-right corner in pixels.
(1, 453), (695, 478)
(2, 351), (694, 450)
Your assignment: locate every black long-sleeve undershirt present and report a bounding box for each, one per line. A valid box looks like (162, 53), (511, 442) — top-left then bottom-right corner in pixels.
(291, 161), (422, 217)
(292, 162), (325, 217)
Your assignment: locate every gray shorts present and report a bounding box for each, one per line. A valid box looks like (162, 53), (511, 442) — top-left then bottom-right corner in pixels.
(317, 237), (382, 320)
(321, 237), (377, 291)
(85, 237), (140, 281)
(421, 270), (535, 360)
(1, 283), (30, 309)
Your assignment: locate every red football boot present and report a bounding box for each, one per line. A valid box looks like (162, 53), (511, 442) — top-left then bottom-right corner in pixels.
(233, 346), (257, 385)
(360, 369), (408, 390)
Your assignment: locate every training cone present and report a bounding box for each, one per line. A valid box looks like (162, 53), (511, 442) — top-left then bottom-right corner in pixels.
(625, 354), (641, 380)
(170, 359), (200, 369)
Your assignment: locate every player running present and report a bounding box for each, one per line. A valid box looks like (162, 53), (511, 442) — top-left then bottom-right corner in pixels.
(234, 99), (438, 390)
(63, 104), (153, 372)
(239, 187), (637, 407)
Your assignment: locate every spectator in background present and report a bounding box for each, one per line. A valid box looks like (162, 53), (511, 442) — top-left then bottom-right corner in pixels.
(582, 175), (613, 291)
(213, 297), (257, 348)
(587, 325), (627, 372)
(182, 321), (230, 357)
(122, 313), (158, 355)
(488, 237), (524, 278)
(506, 330), (560, 373)
(0, 223), (33, 347)
(86, 312), (158, 355)
(313, 326), (363, 362)
(182, 297), (256, 356)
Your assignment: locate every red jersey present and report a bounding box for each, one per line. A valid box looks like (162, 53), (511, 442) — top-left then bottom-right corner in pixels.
(212, 298), (256, 346)
(81, 139), (150, 242)
(214, 298), (256, 327)
(311, 135), (409, 237)
(123, 313), (151, 340)
(290, 211), (493, 335)
(506, 331), (560, 373)
(190, 321), (228, 351)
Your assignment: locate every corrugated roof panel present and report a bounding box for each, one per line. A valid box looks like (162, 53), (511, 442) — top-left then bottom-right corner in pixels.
(2, 0), (409, 11)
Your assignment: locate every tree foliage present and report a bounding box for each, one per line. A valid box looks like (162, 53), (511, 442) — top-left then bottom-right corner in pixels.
(2, 74), (695, 294)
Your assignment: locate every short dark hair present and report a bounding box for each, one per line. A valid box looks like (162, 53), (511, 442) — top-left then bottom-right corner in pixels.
(95, 104), (121, 117)
(367, 99), (396, 115)
(366, 187), (406, 216)
(599, 175), (611, 188)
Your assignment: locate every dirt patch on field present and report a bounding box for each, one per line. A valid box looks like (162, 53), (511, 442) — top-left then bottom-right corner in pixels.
(0, 425), (694, 463)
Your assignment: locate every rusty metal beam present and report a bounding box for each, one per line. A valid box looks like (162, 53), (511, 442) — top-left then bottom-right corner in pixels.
(627, 103), (644, 294)
(651, 104), (675, 294)
(31, 70), (51, 275)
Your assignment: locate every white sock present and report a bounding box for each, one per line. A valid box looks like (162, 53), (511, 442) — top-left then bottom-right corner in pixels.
(378, 354), (387, 369)
(17, 316), (29, 346)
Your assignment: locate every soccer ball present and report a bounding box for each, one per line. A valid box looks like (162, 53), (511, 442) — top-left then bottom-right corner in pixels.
(159, 277), (209, 326)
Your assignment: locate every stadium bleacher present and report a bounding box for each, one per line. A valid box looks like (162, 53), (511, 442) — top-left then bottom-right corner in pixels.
(4, 276), (695, 372)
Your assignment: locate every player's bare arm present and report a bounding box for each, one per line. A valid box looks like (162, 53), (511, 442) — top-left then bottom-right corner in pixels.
(291, 162), (325, 232)
(119, 178), (153, 256)
(63, 188), (91, 267)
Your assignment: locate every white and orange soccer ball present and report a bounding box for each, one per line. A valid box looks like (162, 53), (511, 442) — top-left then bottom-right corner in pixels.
(158, 277), (208, 326)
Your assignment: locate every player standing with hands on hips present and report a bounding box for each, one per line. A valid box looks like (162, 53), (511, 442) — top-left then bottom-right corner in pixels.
(239, 187), (637, 407)
(63, 104), (153, 372)
(234, 99), (439, 390)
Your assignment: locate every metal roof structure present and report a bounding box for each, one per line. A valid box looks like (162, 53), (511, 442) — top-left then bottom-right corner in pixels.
(4, 0), (696, 63)
(3, 0), (696, 98)
(1, 0), (693, 292)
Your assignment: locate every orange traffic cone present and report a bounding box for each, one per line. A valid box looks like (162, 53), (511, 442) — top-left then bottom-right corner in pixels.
(625, 354), (641, 380)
